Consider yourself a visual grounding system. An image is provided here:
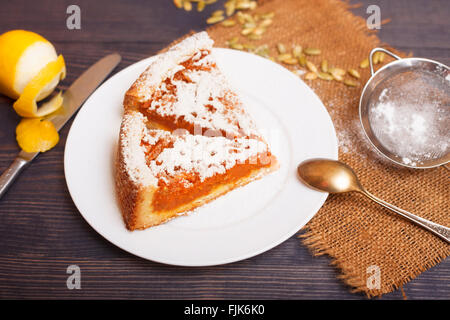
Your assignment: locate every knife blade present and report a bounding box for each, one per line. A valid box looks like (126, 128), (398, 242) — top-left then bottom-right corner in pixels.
(0, 53), (122, 199)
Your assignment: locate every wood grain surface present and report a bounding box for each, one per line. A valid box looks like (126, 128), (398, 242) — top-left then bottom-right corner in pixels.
(0, 0), (448, 299)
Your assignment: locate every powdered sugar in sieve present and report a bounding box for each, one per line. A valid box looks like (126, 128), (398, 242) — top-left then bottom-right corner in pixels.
(367, 68), (449, 167)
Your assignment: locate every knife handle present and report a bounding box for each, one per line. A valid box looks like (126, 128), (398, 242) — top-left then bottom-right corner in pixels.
(0, 157), (28, 199)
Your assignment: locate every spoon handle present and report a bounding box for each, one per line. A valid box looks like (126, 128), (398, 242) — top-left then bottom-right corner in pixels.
(361, 190), (450, 243)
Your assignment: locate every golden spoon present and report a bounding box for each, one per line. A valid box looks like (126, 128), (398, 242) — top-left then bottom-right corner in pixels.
(297, 158), (450, 243)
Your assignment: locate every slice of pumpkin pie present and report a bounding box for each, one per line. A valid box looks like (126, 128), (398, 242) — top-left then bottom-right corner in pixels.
(116, 32), (278, 230)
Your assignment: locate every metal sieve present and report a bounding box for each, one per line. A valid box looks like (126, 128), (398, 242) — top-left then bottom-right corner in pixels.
(359, 48), (450, 169)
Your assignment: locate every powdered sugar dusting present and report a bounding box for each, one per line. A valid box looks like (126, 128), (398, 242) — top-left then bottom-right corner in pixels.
(148, 133), (267, 183)
(134, 31), (214, 100)
(121, 110), (271, 188)
(149, 54), (257, 137)
(137, 32), (259, 138)
(120, 112), (268, 187)
(368, 69), (449, 166)
(120, 112), (165, 186)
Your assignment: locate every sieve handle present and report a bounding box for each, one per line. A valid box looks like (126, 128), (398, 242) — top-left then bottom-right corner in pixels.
(361, 189), (450, 243)
(369, 48), (402, 76)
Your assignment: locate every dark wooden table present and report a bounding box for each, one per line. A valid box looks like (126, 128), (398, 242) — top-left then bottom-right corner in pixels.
(0, 0), (448, 299)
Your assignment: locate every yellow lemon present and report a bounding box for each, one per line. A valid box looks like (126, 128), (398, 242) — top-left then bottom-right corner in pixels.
(0, 30), (61, 99)
(16, 118), (59, 153)
(0, 30), (66, 118)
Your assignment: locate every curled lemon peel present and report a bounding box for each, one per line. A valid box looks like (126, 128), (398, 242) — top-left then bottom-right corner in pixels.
(13, 54), (66, 118)
(16, 118), (59, 153)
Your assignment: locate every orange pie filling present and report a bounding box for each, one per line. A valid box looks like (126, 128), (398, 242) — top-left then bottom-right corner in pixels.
(141, 134), (274, 214)
(152, 156), (274, 213)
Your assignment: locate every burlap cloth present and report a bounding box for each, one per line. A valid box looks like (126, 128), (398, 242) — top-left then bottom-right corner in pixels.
(166, 0), (449, 297)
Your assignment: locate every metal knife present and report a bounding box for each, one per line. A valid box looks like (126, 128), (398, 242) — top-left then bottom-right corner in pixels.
(0, 53), (122, 199)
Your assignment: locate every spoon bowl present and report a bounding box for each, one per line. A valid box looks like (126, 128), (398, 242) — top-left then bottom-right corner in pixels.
(297, 158), (362, 193)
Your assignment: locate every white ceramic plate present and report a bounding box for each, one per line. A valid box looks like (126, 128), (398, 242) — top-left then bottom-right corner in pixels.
(64, 48), (338, 266)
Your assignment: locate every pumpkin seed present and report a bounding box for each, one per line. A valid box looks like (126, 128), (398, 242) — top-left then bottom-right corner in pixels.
(183, 1), (192, 11)
(207, 15), (225, 24)
(348, 68), (360, 79)
(197, 0), (205, 11)
(254, 45), (270, 58)
(277, 43), (286, 54)
(242, 43), (256, 50)
(317, 72), (333, 81)
(236, 12), (246, 24)
(173, 0), (183, 9)
(283, 58), (298, 65)
(331, 73), (343, 81)
(304, 48), (321, 56)
(222, 19), (236, 27)
(360, 58), (369, 68)
(292, 69), (305, 77)
(373, 52), (379, 64)
(373, 51), (383, 64)
(236, 0), (257, 10)
(247, 34), (262, 40)
(259, 19), (273, 28)
(305, 72), (318, 80)
(329, 67), (345, 76)
(292, 45), (303, 58)
(278, 53), (293, 61)
(344, 79), (359, 87)
(243, 22), (256, 29)
(245, 14), (255, 24)
(225, 1), (235, 16)
(260, 12), (275, 20)
(252, 27), (266, 36)
(230, 43), (244, 50)
(227, 36), (239, 45)
(298, 54), (306, 67)
(236, 2), (251, 10)
(212, 10), (224, 17)
(306, 61), (318, 73)
(241, 27), (255, 35)
(321, 60), (328, 73)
